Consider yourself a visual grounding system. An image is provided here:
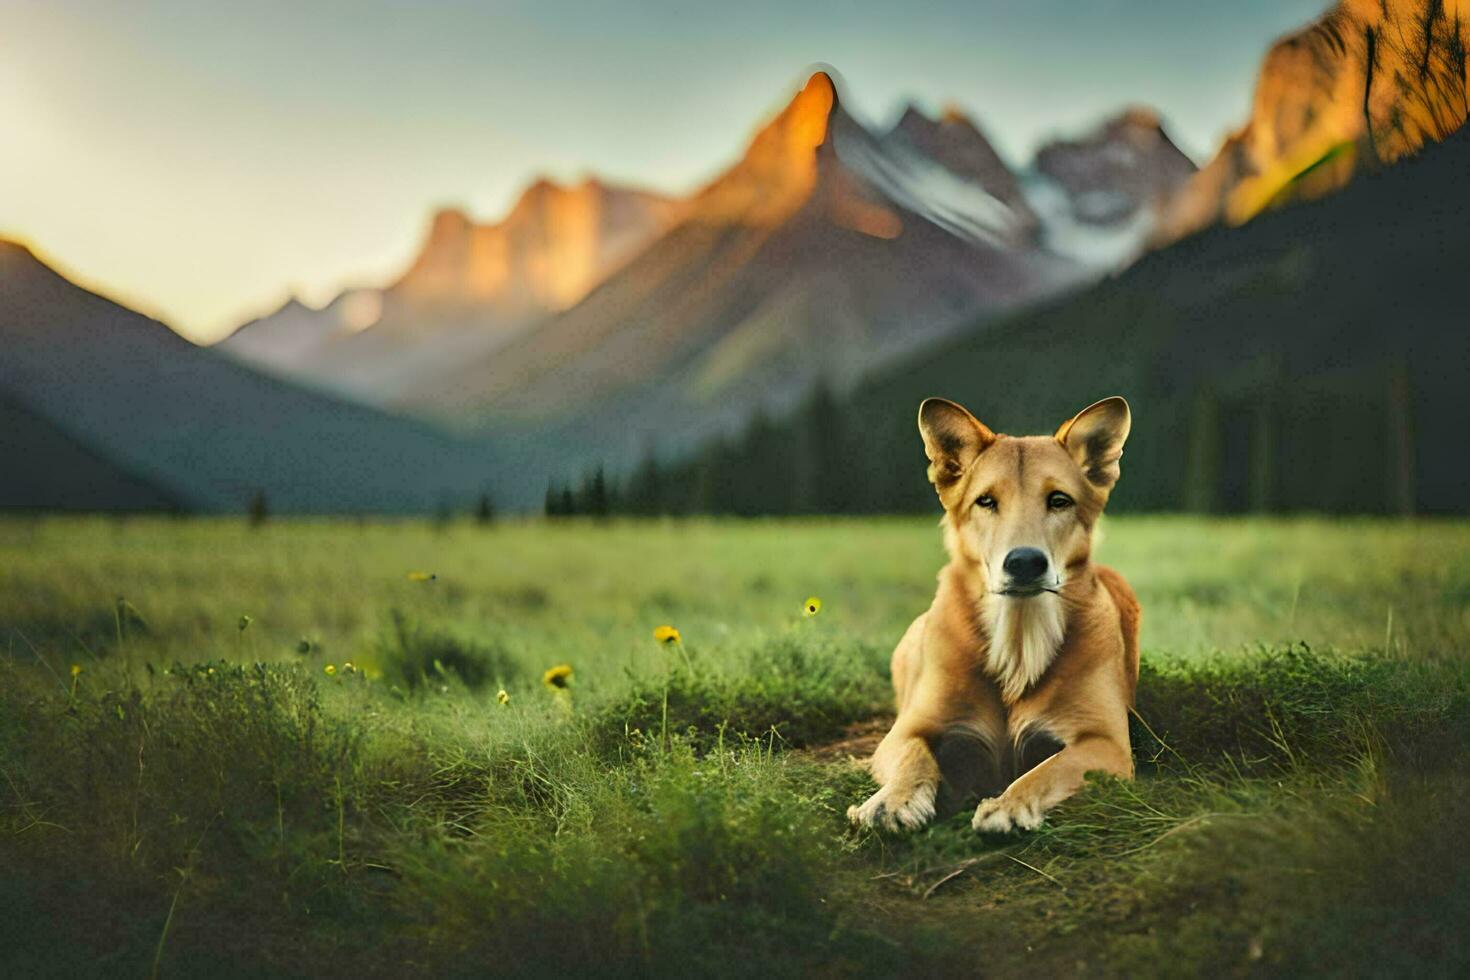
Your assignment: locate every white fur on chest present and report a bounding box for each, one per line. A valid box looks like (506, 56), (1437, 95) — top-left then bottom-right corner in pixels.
(982, 592), (1066, 702)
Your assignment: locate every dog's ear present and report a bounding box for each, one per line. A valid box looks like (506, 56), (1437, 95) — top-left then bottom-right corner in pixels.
(1055, 396), (1131, 491)
(918, 398), (995, 492)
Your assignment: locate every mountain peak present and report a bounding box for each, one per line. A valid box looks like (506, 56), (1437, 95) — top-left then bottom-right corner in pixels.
(798, 70), (838, 106)
(939, 104), (973, 127)
(427, 207), (472, 237)
(0, 238), (36, 261)
(772, 71), (840, 152)
(1112, 105), (1163, 132)
(890, 104), (934, 136)
(688, 70), (846, 225)
(1033, 106), (1196, 228)
(889, 103), (976, 139)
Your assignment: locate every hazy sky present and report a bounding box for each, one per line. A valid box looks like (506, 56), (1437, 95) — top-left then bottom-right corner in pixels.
(1, 0), (1328, 342)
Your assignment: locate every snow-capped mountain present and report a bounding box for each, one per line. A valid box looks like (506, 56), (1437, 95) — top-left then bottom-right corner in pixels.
(217, 70), (1197, 470)
(394, 72), (1082, 463)
(1023, 107), (1196, 269)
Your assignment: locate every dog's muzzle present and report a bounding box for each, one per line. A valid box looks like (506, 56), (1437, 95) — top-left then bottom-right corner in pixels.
(998, 547), (1057, 597)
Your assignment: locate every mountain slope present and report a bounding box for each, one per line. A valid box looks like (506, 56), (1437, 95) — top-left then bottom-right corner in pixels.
(882, 106), (1042, 249)
(1157, 0), (1469, 242)
(0, 242), (500, 512)
(400, 73), (1078, 465)
(220, 177), (678, 401)
(650, 119), (1470, 516)
(0, 391), (181, 511)
(220, 290), (383, 374)
(1025, 108), (1197, 268)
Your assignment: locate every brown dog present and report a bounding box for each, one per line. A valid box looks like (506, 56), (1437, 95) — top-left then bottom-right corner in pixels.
(848, 396), (1140, 833)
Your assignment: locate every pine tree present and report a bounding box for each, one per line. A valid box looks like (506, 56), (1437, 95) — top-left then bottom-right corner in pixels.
(587, 466), (609, 518)
(247, 489), (269, 527)
(626, 451), (662, 516)
(475, 492), (496, 525)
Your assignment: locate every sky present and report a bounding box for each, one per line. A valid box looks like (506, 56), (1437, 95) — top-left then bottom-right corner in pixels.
(1, 0), (1329, 343)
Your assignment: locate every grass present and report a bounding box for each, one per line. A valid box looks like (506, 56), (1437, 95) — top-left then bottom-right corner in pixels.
(0, 515), (1467, 977)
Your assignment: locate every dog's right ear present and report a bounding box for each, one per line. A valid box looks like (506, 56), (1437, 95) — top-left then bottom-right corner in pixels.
(918, 398), (995, 492)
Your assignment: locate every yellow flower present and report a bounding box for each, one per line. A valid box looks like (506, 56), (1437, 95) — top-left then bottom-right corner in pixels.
(323, 663), (337, 676)
(653, 625), (681, 645)
(407, 571), (438, 582)
(343, 661), (356, 673)
(542, 664), (573, 689)
(496, 689), (510, 705)
(803, 596), (822, 617)
(70, 664), (83, 678)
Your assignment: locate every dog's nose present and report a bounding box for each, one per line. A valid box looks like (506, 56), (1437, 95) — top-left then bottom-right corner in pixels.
(1003, 547), (1049, 584)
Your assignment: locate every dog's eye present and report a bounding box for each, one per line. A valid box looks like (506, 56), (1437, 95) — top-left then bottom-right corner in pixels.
(974, 494), (997, 511)
(1047, 491), (1074, 510)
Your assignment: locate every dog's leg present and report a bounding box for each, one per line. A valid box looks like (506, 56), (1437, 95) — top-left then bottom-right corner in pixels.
(847, 725), (941, 831)
(972, 734), (1130, 833)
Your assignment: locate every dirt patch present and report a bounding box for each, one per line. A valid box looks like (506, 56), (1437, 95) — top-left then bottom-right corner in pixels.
(800, 716), (892, 765)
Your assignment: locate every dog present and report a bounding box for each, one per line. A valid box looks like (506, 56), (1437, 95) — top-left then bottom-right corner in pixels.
(848, 396), (1140, 833)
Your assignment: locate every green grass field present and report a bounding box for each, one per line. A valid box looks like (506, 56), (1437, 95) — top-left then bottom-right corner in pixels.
(2, 516), (1468, 977)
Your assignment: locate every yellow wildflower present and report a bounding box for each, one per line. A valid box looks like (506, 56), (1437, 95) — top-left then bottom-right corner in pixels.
(70, 664), (83, 678)
(496, 689), (510, 705)
(323, 663), (337, 676)
(542, 664), (573, 689)
(804, 596), (822, 617)
(343, 661), (356, 674)
(407, 571), (438, 582)
(653, 625), (681, 645)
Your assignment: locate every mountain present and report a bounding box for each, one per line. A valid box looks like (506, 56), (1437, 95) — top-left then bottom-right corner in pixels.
(1157, 0), (1469, 242)
(390, 178), (680, 315)
(0, 241), (501, 512)
(0, 391), (180, 511)
(396, 73), (1091, 467)
(877, 104), (1043, 249)
(220, 289), (383, 372)
(1025, 108), (1197, 267)
(647, 118), (1470, 516)
(219, 177), (678, 400)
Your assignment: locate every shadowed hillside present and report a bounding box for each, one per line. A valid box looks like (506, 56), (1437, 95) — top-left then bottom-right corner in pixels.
(0, 243), (502, 513)
(632, 123), (1470, 516)
(0, 392), (180, 511)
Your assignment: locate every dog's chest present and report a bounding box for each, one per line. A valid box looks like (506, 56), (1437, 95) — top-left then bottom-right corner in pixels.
(981, 593), (1066, 703)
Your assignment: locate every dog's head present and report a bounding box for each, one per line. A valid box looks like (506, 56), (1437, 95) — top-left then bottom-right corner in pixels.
(918, 396), (1131, 598)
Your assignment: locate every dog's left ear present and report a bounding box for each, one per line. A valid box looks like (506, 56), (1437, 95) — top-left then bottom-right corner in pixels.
(1055, 397), (1131, 491)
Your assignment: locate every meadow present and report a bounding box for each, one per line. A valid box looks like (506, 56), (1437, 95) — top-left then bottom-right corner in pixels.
(2, 515), (1467, 977)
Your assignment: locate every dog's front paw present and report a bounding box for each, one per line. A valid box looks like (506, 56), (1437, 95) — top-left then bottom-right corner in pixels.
(847, 782), (937, 832)
(971, 795), (1045, 833)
